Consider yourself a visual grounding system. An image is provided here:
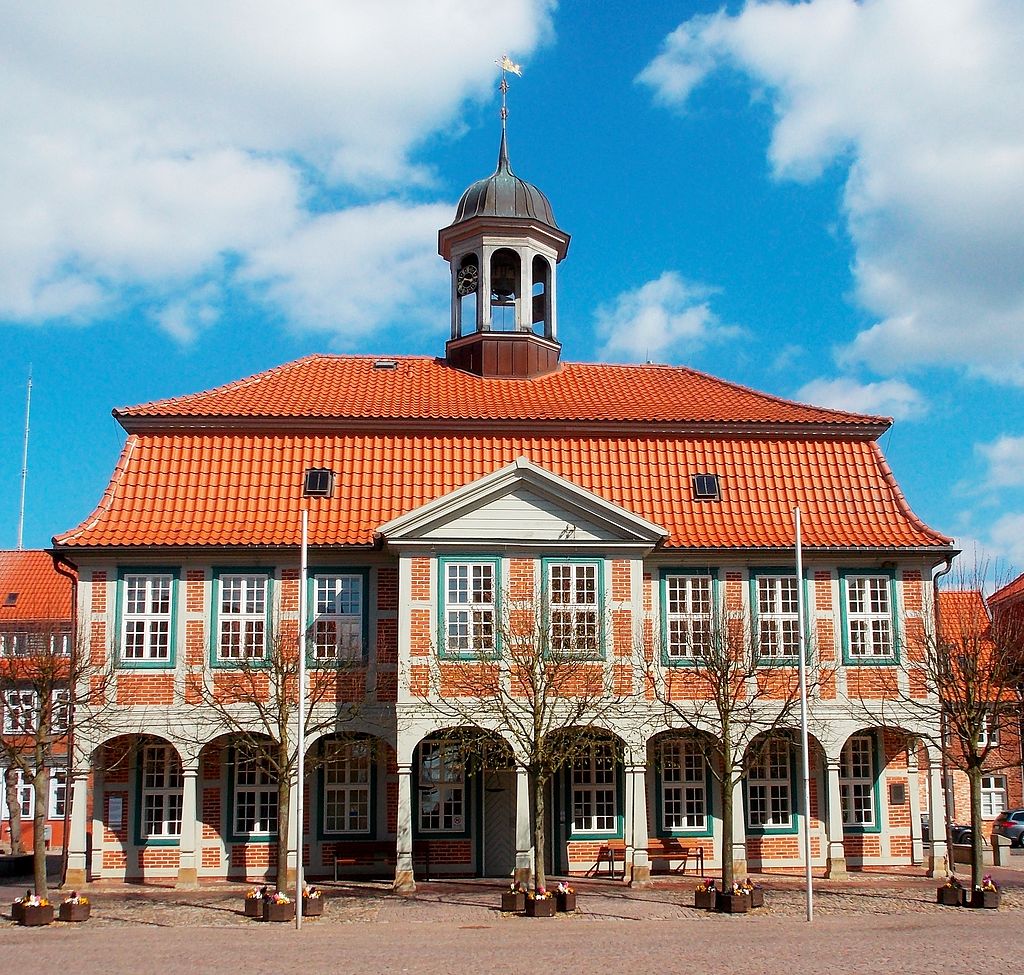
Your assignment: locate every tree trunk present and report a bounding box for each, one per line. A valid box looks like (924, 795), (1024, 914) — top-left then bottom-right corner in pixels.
(533, 773), (547, 892)
(32, 767), (49, 896)
(4, 768), (25, 855)
(967, 763), (984, 889)
(277, 772), (291, 892)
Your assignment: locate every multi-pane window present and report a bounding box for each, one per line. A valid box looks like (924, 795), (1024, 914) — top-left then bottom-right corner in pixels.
(571, 742), (617, 834)
(1, 768), (33, 819)
(141, 745), (183, 838)
(49, 768), (68, 819)
(323, 740), (371, 834)
(444, 562), (495, 655)
(122, 573), (173, 661)
(747, 739), (792, 829)
(840, 735), (875, 827)
(757, 575), (800, 658)
(665, 575), (713, 659)
(51, 688), (70, 734)
(218, 574), (268, 661)
(982, 775), (1007, 818)
(548, 562), (599, 654)
(3, 689), (37, 734)
(418, 739), (465, 832)
(312, 574), (364, 659)
(976, 714), (1001, 750)
(846, 575), (894, 658)
(233, 750), (278, 836)
(659, 739), (707, 831)
(1, 629), (70, 656)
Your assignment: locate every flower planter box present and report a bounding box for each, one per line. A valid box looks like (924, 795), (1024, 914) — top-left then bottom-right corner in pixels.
(694, 889), (717, 911)
(501, 891), (526, 913)
(58, 902), (91, 923)
(302, 896), (324, 918)
(937, 886), (966, 907)
(243, 898), (264, 918)
(19, 904), (54, 926)
(971, 890), (1000, 910)
(717, 892), (750, 914)
(555, 891), (577, 913)
(748, 887), (764, 909)
(12, 901), (25, 923)
(524, 897), (556, 917)
(263, 901), (296, 922)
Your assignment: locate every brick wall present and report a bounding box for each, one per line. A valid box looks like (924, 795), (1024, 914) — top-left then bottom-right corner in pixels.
(116, 674), (174, 705)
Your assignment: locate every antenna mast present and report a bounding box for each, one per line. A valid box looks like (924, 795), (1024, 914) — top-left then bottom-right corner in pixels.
(16, 370), (32, 550)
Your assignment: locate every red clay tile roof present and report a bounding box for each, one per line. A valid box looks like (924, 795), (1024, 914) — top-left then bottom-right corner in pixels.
(54, 432), (951, 550)
(0, 550), (73, 622)
(938, 590), (992, 641)
(113, 355), (888, 429)
(990, 572), (1024, 606)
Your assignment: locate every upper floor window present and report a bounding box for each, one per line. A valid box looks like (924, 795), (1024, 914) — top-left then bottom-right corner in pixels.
(756, 575), (800, 659)
(50, 688), (70, 734)
(122, 573), (174, 662)
(845, 574), (895, 660)
(982, 775), (1007, 818)
(840, 734), (876, 828)
(442, 560), (496, 657)
(141, 744), (183, 839)
(418, 739), (465, 833)
(1, 768), (32, 819)
(747, 738), (793, 830)
(49, 768), (68, 820)
(547, 561), (600, 655)
(3, 689), (37, 734)
(312, 573), (364, 660)
(664, 574), (713, 660)
(217, 573), (269, 662)
(976, 713), (1001, 750)
(659, 738), (707, 832)
(571, 741), (618, 834)
(1, 629), (69, 656)
(323, 740), (371, 834)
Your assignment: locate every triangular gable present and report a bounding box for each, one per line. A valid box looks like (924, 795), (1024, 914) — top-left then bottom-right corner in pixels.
(376, 456), (667, 549)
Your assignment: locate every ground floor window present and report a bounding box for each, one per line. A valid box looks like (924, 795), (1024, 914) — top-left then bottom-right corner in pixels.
(323, 740), (371, 834)
(982, 775), (1007, 818)
(48, 768), (67, 820)
(233, 750), (278, 836)
(658, 739), (707, 832)
(2, 768), (33, 819)
(840, 735), (876, 828)
(142, 744), (183, 838)
(571, 741), (618, 834)
(747, 739), (792, 829)
(418, 739), (465, 832)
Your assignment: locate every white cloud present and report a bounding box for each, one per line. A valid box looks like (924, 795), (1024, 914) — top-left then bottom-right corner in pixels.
(987, 512), (1024, 571)
(639, 0), (1024, 384)
(0, 2), (554, 336)
(795, 376), (926, 420)
(594, 272), (736, 363)
(977, 435), (1024, 489)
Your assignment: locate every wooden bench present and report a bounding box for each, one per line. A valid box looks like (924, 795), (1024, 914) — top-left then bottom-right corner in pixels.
(331, 840), (431, 882)
(601, 838), (705, 877)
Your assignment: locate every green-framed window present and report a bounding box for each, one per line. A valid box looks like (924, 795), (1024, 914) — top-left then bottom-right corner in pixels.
(117, 568), (179, 668)
(135, 743), (183, 844)
(661, 570), (716, 664)
(752, 572), (801, 660)
(569, 740), (622, 838)
(438, 557), (499, 659)
(308, 569), (370, 662)
(746, 738), (797, 833)
(228, 747), (278, 841)
(544, 558), (603, 657)
(840, 570), (899, 664)
(839, 733), (880, 832)
(416, 738), (467, 835)
(211, 570), (273, 666)
(656, 738), (711, 836)
(320, 739), (373, 836)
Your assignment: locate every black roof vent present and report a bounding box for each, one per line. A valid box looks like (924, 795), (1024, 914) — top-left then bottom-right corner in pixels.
(303, 468), (335, 498)
(373, 359), (398, 370)
(692, 473), (720, 501)
(4, 592), (18, 607)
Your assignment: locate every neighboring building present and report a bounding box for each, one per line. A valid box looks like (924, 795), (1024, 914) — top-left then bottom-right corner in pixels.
(52, 130), (958, 888)
(0, 549), (74, 851)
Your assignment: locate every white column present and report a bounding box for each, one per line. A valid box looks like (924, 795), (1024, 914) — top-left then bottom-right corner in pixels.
(89, 767), (104, 880)
(731, 779), (748, 877)
(394, 762), (416, 892)
(176, 763), (199, 888)
(926, 753), (949, 877)
(824, 758), (848, 878)
(514, 764), (533, 886)
(285, 771), (299, 888)
(65, 773), (90, 887)
(907, 745), (924, 866)
(628, 761), (651, 887)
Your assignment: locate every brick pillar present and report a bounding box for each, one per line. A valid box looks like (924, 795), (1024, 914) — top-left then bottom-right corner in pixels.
(824, 758), (848, 878)
(176, 763), (199, 888)
(628, 760), (651, 887)
(65, 773), (90, 887)
(514, 764), (533, 887)
(394, 763), (416, 892)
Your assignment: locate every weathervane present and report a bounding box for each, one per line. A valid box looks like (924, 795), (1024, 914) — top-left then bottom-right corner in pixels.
(495, 54), (522, 131)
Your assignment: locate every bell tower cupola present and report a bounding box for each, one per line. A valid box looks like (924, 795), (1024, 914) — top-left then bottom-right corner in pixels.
(439, 61), (570, 379)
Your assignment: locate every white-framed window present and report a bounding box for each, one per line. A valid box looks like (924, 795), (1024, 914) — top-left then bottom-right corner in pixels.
(51, 688), (70, 735)
(218, 574), (268, 661)
(548, 561), (599, 654)
(122, 573), (173, 661)
(976, 713), (1001, 750)
(757, 575), (800, 658)
(418, 739), (465, 832)
(443, 561), (496, 655)
(659, 739), (707, 831)
(1, 629), (70, 656)
(982, 775), (1008, 818)
(845, 575), (894, 658)
(840, 735), (876, 827)
(664, 574), (713, 659)
(48, 768), (68, 820)
(747, 739), (792, 829)
(312, 574), (364, 659)
(571, 741), (618, 834)
(323, 740), (371, 834)
(141, 744), (183, 838)
(3, 689), (37, 734)
(233, 749), (278, 836)
(1, 768), (33, 819)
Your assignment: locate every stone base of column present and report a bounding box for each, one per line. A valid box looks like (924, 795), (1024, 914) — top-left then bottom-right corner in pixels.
(514, 864), (533, 887)
(825, 856), (847, 879)
(65, 866), (87, 888)
(393, 868), (416, 893)
(926, 854), (948, 878)
(175, 866), (199, 889)
(630, 861), (651, 888)
(283, 865), (297, 889)
(732, 857), (748, 879)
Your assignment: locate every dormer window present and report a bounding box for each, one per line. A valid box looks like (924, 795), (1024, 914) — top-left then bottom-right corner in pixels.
(692, 473), (720, 501)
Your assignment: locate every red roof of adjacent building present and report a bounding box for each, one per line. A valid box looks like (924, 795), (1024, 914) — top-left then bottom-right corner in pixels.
(938, 590), (992, 642)
(990, 572), (1024, 606)
(0, 550), (73, 622)
(113, 355), (888, 429)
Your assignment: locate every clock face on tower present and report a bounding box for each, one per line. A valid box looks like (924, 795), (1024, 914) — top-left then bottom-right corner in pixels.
(457, 263), (478, 297)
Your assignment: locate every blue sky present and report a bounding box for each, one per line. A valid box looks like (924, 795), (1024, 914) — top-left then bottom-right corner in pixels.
(1, 1), (1022, 580)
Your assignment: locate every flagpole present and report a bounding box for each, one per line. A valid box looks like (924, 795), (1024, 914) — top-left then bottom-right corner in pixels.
(794, 506), (814, 922)
(17, 369), (32, 550)
(296, 505), (308, 930)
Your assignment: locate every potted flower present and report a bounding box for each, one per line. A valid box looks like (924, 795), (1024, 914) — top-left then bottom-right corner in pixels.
(717, 881), (751, 914)
(971, 874), (1000, 910)
(501, 879), (527, 913)
(694, 878), (717, 912)
(262, 890), (296, 923)
(937, 875), (966, 907)
(302, 885), (324, 918)
(16, 893), (54, 926)
(740, 877), (764, 909)
(244, 885), (268, 918)
(524, 886), (556, 918)
(555, 881), (576, 913)
(58, 891), (91, 922)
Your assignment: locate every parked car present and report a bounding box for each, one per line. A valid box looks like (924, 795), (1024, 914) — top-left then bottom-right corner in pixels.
(992, 808), (1024, 847)
(950, 823), (975, 845)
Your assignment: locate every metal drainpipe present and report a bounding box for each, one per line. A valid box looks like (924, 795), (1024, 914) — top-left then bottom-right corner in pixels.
(50, 550), (78, 890)
(932, 556), (955, 869)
